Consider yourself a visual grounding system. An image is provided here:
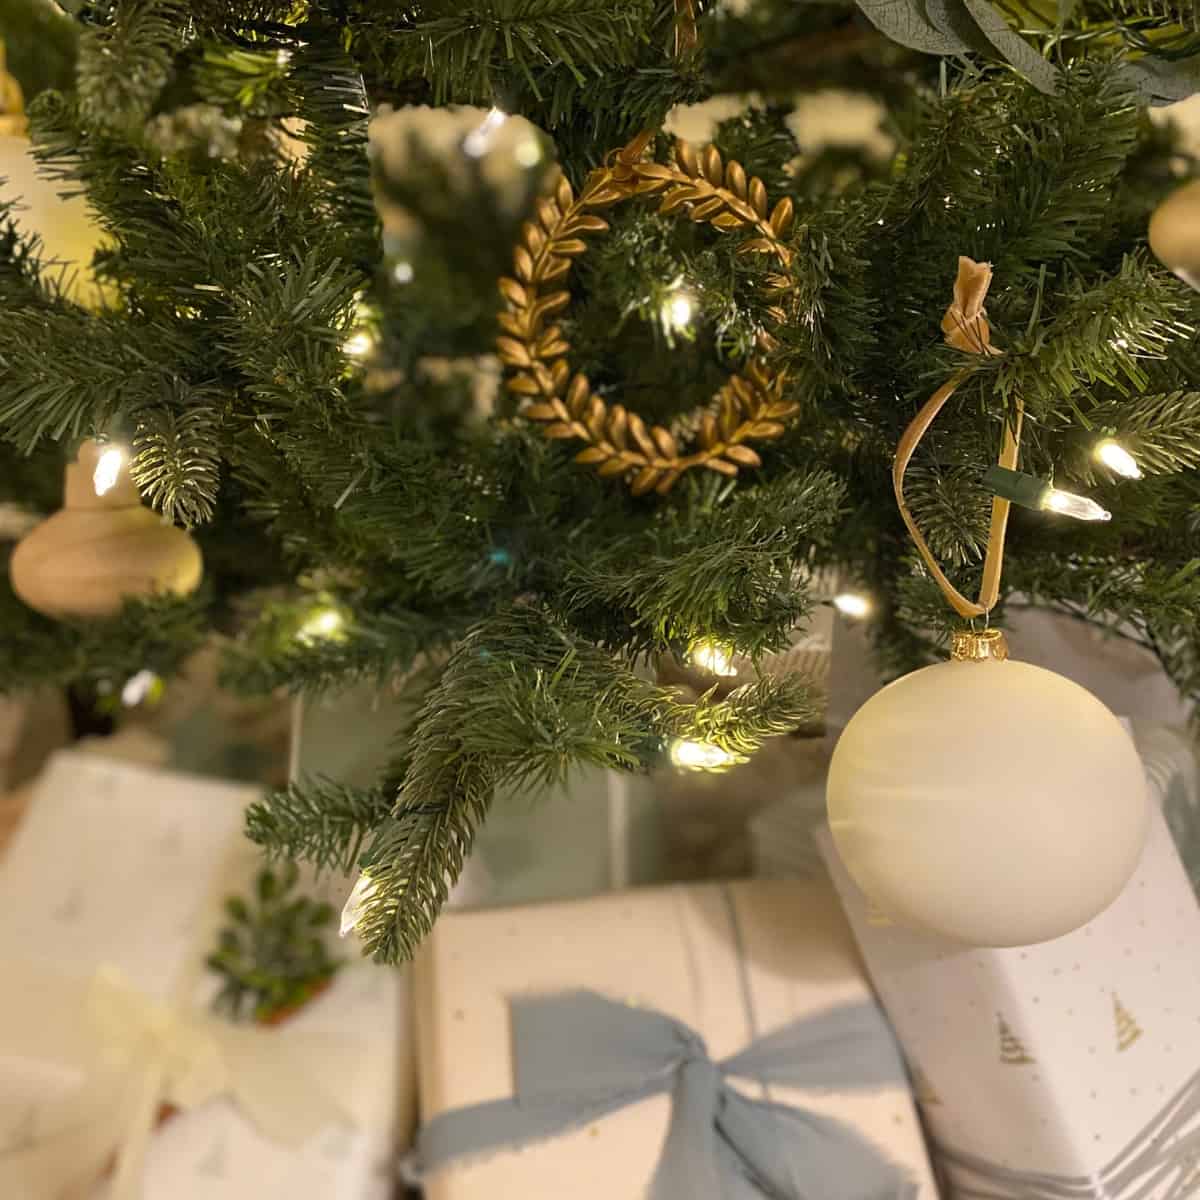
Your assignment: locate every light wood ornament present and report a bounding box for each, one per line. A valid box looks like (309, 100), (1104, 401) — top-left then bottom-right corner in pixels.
(892, 257), (1022, 621)
(11, 440), (202, 620)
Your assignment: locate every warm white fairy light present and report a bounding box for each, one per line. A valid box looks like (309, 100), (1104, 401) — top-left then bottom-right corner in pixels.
(833, 592), (871, 619)
(1041, 487), (1111, 522)
(392, 260), (414, 284)
(120, 669), (160, 708)
(296, 605), (346, 643)
(463, 107), (508, 158)
(688, 638), (738, 677)
(670, 739), (738, 771)
(1095, 439), (1142, 480)
(92, 446), (125, 497)
(340, 871), (377, 938)
(661, 287), (694, 333)
(342, 329), (374, 358)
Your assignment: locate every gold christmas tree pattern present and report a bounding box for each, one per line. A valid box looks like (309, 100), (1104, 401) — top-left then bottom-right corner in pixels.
(997, 1013), (1036, 1065)
(496, 132), (800, 496)
(1113, 992), (1143, 1053)
(911, 1065), (942, 1106)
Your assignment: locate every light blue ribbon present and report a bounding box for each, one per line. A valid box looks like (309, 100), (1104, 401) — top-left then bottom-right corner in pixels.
(414, 989), (916, 1199)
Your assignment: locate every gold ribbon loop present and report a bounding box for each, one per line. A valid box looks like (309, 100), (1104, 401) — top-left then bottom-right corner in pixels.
(893, 257), (1022, 621)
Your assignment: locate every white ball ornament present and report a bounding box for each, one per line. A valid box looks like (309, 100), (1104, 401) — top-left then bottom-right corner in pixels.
(827, 630), (1150, 947)
(1149, 179), (1200, 293)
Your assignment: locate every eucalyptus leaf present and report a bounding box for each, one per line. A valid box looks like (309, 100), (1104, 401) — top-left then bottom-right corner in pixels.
(962, 0), (1059, 93)
(855, 0), (971, 55)
(923, 0), (997, 58)
(1120, 57), (1200, 104)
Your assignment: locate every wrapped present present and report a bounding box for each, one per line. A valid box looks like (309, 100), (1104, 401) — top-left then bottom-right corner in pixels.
(1132, 719), (1200, 896)
(0, 750), (413, 1200)
(817, 801), (1200, 1200)
(411, 878), (938, 1199)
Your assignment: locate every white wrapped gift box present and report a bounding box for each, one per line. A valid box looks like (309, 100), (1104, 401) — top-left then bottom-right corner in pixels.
(818, 802), (1200, 1200)
(0, 750), (413, 1200)
(413, 877), (938, 1199)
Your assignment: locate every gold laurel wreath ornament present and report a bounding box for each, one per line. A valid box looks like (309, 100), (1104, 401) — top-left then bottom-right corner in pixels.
(496, 131), (801, 496)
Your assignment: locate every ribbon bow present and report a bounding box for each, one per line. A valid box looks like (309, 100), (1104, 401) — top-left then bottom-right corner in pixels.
(414, 990), (914, 1200)
(0, 964), (367, 1200)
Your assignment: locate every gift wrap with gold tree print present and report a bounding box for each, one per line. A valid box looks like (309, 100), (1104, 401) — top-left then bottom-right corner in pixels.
(412, 877), (938, 1199)
(817, 804), (1200, 1200)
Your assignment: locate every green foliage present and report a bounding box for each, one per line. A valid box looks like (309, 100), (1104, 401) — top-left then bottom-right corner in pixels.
(349, 606), (819, 961)
(1097, 391), (1200, 475)
(207, 862), (343, 1023)
(1, 1), (1199, 964)
(247, 774), (400, 873)
(0, 585), (208, 695)
(76, 1), (188, 134)
(369, 0), (661, 106)
(130, 398), (222, 526)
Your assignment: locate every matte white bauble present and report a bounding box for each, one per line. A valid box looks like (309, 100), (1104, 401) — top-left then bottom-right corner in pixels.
(1149, 179), (1200, 293)
(827, 648), (1150, 947)
(0, 133), (109, 308)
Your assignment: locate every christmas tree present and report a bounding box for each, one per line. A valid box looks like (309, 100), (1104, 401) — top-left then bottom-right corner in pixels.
(0, 0), (1198, 963)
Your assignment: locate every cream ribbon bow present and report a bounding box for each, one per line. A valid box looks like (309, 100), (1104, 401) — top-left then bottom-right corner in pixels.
(0, 962), (370, 1200)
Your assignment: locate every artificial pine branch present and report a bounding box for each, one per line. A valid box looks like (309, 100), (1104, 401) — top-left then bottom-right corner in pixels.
(75, 1), (188, 135)
(131, 398), (222, 527)
(247, 776), (399, 873)
(1100, 391), (1200, 474)
(351, 606), (818, 961)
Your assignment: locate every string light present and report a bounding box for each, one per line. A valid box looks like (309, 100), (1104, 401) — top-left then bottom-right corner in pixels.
(92, 445), (125, 497)
(833, 592), (871, 619)
(392, 260), (414, 284)
(687, 637), (738, 677)
(669, 739), (738, 771)
(1041, 487), (1111, 522)
(1095, 439), (1142, 480)
(342, 329), (374, 358)
(296, 605), (346, 644)
(463, 107), (507, 158)
(984, 466), (1110, 522)
(660, 285), (694, 334)
(339, 871), (377, 938)
(120, 669), (161, 708)
(343, 294), (377, 359)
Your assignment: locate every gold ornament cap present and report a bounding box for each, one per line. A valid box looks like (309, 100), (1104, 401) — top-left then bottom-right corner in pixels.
(951, 627), (1009, 662)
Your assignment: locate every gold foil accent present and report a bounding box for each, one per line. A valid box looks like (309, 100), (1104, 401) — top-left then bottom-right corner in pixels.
(997, 1012), (1036, 1065)
(1114, 992), (1143, 1052)
(911, 1066), (943, 1106)
(951, 627), (1009, 662)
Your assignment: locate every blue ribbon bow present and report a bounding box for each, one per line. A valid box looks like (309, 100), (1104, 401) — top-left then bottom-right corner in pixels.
(414, 989), (915, 1199)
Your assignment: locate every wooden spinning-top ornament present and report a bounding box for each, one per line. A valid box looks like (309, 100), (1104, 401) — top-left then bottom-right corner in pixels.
(11, 440), (202, 619)
(1149, 179), (1200, 293)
